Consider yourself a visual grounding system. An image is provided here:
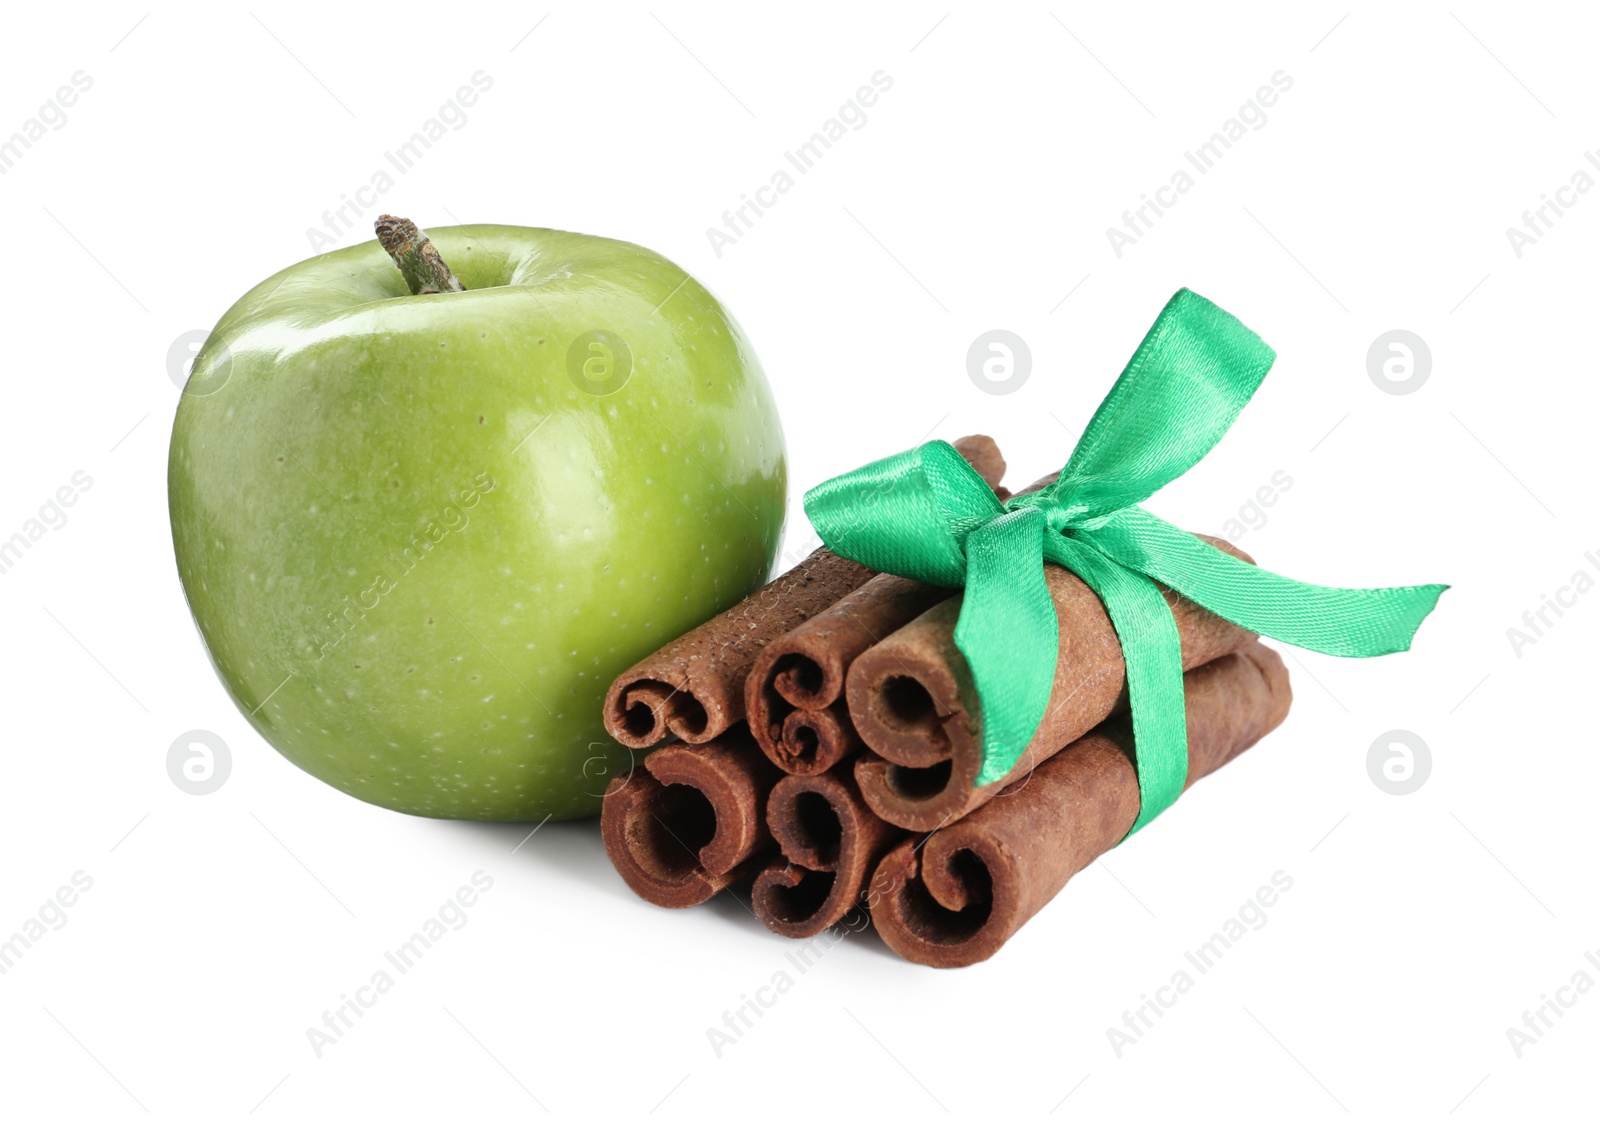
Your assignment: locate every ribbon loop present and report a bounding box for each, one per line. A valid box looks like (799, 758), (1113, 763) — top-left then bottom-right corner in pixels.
(804, 439), (1001, 587)
(1031, 289), (1277, 525)
(802, 288), (1447, 837)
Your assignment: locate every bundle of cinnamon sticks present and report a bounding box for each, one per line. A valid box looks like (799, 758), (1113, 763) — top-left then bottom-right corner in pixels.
(600, 436), (1292, 967)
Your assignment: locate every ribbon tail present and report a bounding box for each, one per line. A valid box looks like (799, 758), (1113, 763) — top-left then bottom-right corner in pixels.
(1053, 539), (1190, 836)
(1089, 508), (1449, 657)
(953, 508), (1058, 786)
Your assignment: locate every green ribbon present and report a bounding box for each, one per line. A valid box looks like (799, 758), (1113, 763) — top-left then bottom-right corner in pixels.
(804, 289), (1447, 836)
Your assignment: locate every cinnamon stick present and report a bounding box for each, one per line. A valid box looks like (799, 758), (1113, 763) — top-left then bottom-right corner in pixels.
(602, 435), (1007, 750)
(869, 642), (1292, 967)
(745, 451), (1034, 776)
(751, 759), (905, 938)
(599, 728), (781, 907)
(849, 535), (1259, 831)
(746, 575), (949, 774)
(602, 550), (873, 749)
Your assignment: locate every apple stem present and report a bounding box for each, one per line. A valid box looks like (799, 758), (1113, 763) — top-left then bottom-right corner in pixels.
(374, 215), (465, 295)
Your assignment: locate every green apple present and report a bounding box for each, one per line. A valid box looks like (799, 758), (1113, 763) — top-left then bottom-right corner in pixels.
(169, 220), (785, 820)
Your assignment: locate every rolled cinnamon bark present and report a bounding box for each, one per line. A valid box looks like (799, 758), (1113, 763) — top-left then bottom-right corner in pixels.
(751, 760), (905, 938)
(745, 445), (1029, 776)
(869, 642), (1292, 967)
(849, 535), (1259, 831)
(600, 728), (782, 907)
(746, 575), (950, 774)
(603, 435), (1006, 750)
(602, 549), (874, 749)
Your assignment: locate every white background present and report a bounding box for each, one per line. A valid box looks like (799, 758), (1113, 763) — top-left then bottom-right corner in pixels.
(1, 2), (1594, 1121)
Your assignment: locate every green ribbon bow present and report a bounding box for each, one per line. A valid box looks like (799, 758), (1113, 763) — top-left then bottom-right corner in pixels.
(804, 289), (1447, 836)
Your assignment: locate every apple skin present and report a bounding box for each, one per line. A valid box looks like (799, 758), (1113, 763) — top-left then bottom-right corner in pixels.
(169, 226), (785, 820)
